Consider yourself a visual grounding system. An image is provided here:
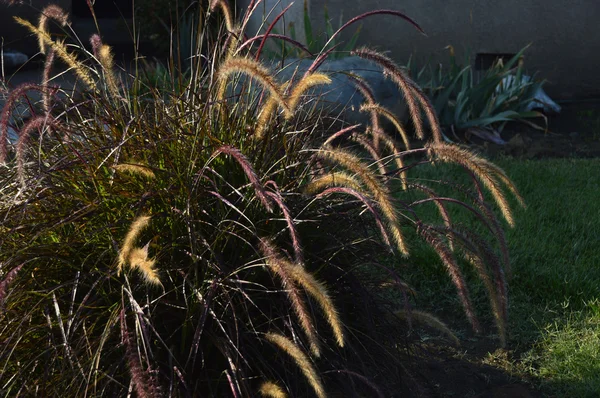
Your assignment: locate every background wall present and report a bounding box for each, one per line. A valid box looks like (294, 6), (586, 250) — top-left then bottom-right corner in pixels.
(0, 1), (131, 60)
(3, 1), (598, 100)
(239, 0), (600, 100)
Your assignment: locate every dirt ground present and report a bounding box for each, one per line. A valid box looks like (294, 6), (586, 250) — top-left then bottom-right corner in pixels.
(464, 101), (600, 159)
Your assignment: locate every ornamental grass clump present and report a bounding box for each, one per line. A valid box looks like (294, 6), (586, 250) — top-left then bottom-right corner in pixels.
(0, 2), (523, 396)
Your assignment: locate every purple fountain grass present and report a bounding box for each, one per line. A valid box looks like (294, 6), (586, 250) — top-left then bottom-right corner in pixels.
(0, 83), (42, 164)
(351, 47), (447, 143)
(324, 369), (384, 398)
(237, 34), (313, 57)
(427, 142), (525, 227)
(120, 308), (161, 398)
(265, 332), (326, 398)
(265, 184), (303, 263)
(259, 239), (321, 356)
(410, 183), (454, 249)
(210, 0), (234, 32)
(259, 381), (287, 398)
(322, 124), (362, 147)
(42, 50), (58, 114)
(346, 74), (382, 141)
(327, 10), (425, 48)
(37, 4), (70, 54)
(316, 186), (392, 250)
(417, 222), (481, 333)
(213, 145), (273, 212)
(445, 226), (508, 345)
(15, 115), (57, 184)
(306, 44), (342, 75)
(254, 3), (294, 61)
(351, 132), (388, 176)
(0, 263), (24, 309)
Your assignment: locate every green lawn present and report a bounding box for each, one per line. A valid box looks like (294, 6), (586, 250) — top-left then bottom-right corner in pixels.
(401, 157), (600, 397)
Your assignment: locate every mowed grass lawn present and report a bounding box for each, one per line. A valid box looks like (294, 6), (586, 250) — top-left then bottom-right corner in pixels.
(399, 157), (600, 397)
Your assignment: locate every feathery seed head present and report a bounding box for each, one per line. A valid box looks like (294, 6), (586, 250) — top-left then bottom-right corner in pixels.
(286, 262), (345, 347)
(265, 333), (326, 398)
(128, 246), (161, 286)
(316, 148), (409, 256)
(15, 17), (95, 90)
(37, 5), (69, 54)
(427, 142), (523, 226)
(112, 163), (156, 179)
(351, 47), (437, 141)
(118, 215), (152, 275)
(285, 73), (332, 119)
(217, 57), (290, 114)
(259, 381), (287, 398)
(260, 239), (320, 356)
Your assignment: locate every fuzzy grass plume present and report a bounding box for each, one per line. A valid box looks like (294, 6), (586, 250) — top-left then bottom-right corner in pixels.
(260, 239), (321, 356)
(117, 215), (151, 275)
(217, 56), (290, 115)
(315, 148), (409, 256)
(259, 381), (287, 398)
(37, 5), (69, 54)
(285, 73), (332, 118)
(112, 163), (156, 179)
(15, 17), (95, 90)
(265, 333), (326, 398)
(352, 47), (444, 142)
(427, 142), (525, 226)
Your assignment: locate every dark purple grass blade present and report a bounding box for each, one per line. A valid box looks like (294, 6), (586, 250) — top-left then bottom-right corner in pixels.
(306, 43), (342, 75)
(255, 3), (294, 61)
(317, 187), (392, 249)
(324, 9), (426, 51)
(323, 124), (362, 146)
(237, 34), (313, 56)
(324, 369), (385, 398)
(0, 263), (24, 309)
(0, 83), (42, 163)
(265, 190), (303, 263)
(213, 145), (273, 212)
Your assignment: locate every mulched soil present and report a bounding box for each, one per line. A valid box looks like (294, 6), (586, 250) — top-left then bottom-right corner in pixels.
(463, 101), (600, 159)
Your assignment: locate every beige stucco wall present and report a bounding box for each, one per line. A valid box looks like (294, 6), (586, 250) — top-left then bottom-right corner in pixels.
(239, 0), (600, 100)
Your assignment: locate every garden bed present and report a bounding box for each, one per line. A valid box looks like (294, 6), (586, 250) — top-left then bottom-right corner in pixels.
(465, 101), (600, 159)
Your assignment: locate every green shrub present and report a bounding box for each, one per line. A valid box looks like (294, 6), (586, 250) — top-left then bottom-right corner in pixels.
(409, 46), (547, 138)
(0, 2), (522, 396)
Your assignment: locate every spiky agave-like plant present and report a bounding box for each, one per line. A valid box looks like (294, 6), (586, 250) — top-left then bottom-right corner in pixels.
(0, 1), (523, 396)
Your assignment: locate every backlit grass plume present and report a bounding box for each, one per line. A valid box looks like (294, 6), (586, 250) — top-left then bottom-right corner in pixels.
(315, 148), (409, 256)
(352, 47), (443, 142)
(285, 72), (332, 118)
(427, 142), (525, 226)
(117, 215), (152, 276)
(265, 332), (326, 398)
(259, 381), (288, 398)
(37, 4), (69, 54)
(217, 56), (290, 115)
(112, 163), (156, 179)
(260, 239), (321, 356)
(15, 17), (95, 90)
